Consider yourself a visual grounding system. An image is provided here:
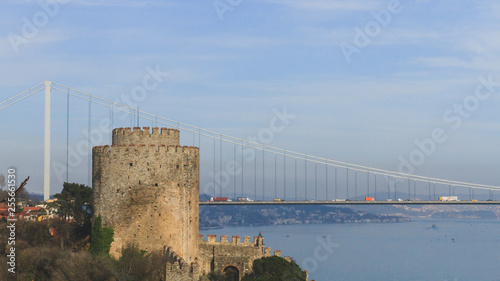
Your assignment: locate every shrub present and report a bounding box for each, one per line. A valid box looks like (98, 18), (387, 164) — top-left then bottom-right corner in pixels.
(242, 256), (307, 281)
(114, 245), (163, 281)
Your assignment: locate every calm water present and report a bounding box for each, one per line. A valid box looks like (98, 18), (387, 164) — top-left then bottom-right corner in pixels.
(200, 219), (500, 281)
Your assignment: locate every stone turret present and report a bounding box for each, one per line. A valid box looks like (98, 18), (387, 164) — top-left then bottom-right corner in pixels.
(93, 127), (199, 263)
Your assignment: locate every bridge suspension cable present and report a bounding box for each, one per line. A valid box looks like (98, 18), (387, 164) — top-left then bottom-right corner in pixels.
(0, 83), (44, 111)
(55, 83), (498, 189)
(5, 81), (495, 194)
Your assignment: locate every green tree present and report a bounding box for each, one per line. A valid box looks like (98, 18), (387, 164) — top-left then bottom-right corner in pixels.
(90, 215), (114, 256)
(50, 182), (92, 225)
(242, 256), (307, 281)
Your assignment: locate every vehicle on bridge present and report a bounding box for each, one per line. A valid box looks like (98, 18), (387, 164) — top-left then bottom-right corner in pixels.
(237, 197), (253, 202)
(210, 197), (232, 202)
(365, 197), (374, 201)
(438, 196), (459, 201)
(273, 198), (282, 202)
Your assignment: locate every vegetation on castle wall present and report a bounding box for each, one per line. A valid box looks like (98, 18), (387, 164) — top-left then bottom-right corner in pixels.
(242, 256), (307, 281)
(91, 215), (114, 256)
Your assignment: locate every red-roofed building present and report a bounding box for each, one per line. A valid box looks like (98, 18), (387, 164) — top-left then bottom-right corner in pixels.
(0, 203), (9, 220)
(22, 207), (44, 221)
(0, 202), (50, 221)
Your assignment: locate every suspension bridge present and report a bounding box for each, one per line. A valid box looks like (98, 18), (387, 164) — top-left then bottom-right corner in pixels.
(2, 80), (500, 205)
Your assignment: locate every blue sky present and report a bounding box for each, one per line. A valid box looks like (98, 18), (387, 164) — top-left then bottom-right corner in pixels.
(1, 0), (500, 197)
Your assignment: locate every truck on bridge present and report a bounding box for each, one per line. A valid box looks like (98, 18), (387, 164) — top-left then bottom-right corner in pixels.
(438, 196), (459, 201)
(210, 197), (232, 202)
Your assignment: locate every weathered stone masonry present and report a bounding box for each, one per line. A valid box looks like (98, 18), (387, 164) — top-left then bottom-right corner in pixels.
(92, 127), (199, 263)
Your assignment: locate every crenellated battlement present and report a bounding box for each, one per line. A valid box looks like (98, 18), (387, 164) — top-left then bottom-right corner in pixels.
(112, 127), (180, 146)
(164, 247), (201, 280)
(199, 234), (264, 247)
(92, 144), (199, 154)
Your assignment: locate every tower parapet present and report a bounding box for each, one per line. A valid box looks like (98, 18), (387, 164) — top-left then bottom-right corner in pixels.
(112, 127), (180, 146)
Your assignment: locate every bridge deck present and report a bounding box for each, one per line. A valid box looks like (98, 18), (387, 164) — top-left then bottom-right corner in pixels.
(200, 200), (500, 205)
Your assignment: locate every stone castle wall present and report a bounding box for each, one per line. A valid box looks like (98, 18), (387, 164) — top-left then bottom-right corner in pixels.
(198, 234), (282, 279)
(164, 247), (201, 281)
(93, 127), (199, 263)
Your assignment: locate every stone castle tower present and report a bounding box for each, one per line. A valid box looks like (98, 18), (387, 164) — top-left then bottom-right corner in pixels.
(92, 127), (199, 263)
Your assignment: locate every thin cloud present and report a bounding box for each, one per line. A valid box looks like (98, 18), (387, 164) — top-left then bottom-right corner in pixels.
(187, 34), (285, 49)
(4, 0), (176, 8)
(61, 0), (170, 8)
(409, 56), (500, 72)
(252, 0), (380, 11)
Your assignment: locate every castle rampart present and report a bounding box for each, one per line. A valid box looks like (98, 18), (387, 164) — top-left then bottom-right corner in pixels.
(164, 247), (201, 281)
(198, 234), (281, 279)
(93, 127), (199, 263)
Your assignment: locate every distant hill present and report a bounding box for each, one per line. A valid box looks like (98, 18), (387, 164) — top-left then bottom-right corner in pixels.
(199, 204), (410, 229)
(200, 194), (212, 202)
